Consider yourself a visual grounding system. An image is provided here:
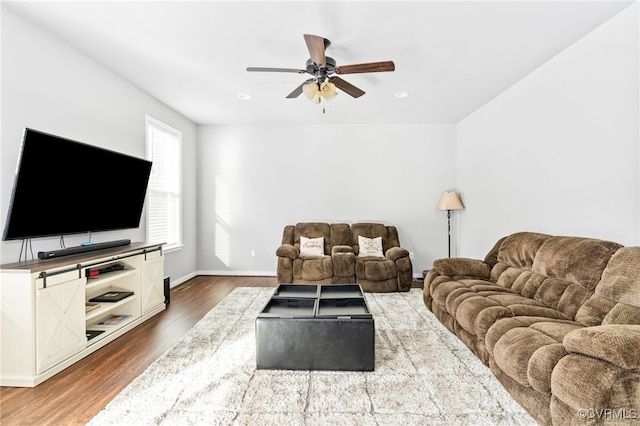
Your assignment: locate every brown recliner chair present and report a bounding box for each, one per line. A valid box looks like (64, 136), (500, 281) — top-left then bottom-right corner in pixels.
(350, 223), (413, 292)
(276, 222), (355, 284)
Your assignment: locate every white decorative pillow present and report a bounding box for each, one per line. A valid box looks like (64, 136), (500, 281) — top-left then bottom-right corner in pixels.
(358, 235), (384, 257)
(300, 236), (324, 256)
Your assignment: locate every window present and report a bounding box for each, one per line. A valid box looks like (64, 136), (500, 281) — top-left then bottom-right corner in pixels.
(145, 115), (182, 251)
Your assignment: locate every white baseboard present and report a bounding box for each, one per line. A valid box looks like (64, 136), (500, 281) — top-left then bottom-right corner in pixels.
(196, 270), (277, 277)
(168, 271), (198, 288)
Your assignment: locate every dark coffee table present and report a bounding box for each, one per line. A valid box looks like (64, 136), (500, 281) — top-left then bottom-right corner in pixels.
(255, 284), (374, 371)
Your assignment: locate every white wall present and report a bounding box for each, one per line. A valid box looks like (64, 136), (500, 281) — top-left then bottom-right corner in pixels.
(457, 3), (639, 259)
(197, 124), (457, 276)
(0, 8), (198, 284)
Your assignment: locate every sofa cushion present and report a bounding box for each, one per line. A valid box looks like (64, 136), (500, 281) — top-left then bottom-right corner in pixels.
(528, 236), (621, 320)
(604, 304), (640, 325)
(356, 257), (397, 282)
(428, 278), (512, 314)
(509, 270), (547, 298)
(293, 256), (332, 281)
(598, 247), (640, 305)
(491, 319), (583, 391)
(486, 316), (577, 355)
(576, 247), (640, 326)
(455, 292), (570, 339)
(599, 248), (640, 326)
(496, 232), (551, 271)
(489, 234), (621, 321)
(531, 236), (622, 291)
(574, 294), (617, 326)
(564, 325), (640, 370)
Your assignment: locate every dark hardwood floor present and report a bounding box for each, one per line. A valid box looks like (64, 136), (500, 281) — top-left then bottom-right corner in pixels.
(0, 276), (278, 426)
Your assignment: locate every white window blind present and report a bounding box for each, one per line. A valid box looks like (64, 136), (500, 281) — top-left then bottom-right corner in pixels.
(146, 116), (182, 250)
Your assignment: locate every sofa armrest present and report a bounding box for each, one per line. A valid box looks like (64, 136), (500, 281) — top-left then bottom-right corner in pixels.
(563, 324), (640, 370)
(431, 258), (491, 279)
(331, 245), (354, 255)
(276, 244), (299, 260)
(386, 247), (409, 262)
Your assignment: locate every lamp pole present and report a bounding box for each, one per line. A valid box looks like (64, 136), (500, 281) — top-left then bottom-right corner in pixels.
(447, 209), (452, 258)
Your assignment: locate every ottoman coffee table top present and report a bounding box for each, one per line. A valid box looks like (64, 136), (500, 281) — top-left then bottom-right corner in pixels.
(259, 284), (373, 319)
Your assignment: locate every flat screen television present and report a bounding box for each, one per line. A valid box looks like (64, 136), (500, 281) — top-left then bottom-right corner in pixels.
(2, 128), (153, 242)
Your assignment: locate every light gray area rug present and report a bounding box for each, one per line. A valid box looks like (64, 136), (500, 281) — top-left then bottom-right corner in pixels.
(88, 287), (537, 426)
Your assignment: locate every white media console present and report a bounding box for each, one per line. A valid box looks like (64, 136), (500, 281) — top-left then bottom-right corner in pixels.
(0, 242), (165, 387)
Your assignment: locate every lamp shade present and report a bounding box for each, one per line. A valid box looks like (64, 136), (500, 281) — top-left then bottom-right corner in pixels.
(436, 192), (464, 210)
(320, 82), (337, 100)
(303, 82), (320, 101)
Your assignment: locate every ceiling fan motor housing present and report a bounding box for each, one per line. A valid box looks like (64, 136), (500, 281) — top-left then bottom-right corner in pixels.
(306, 57), (336, 82)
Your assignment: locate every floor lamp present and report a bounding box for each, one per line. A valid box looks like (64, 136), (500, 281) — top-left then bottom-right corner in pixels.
(436, 192), (465, 258)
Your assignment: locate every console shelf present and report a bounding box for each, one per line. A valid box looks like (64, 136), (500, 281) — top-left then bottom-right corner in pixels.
(85, 295), (139, 321)
(85, 269), (137, 290)
(0, 242), (165, 387)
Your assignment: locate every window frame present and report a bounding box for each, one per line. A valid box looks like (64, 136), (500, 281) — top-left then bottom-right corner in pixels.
(145, 115), (183, 252)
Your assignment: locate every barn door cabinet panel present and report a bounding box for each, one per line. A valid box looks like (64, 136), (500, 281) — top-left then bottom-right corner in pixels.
(141, 249), (164, 315)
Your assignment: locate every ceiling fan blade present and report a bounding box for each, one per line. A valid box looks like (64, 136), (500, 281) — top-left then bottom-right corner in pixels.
(331, 76), (365, 98)
(286, 79), (314, 98)
(303, 34), (327, 66)
(247, 67), (307, 74)
(334, 61), (395, 74)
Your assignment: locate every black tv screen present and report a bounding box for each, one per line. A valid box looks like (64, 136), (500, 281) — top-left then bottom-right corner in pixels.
(2, 128), (153, 241)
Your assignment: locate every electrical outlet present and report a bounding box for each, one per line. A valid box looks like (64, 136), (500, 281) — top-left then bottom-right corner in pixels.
(250, 250), (256, 258)
(409, 252), (414, 260)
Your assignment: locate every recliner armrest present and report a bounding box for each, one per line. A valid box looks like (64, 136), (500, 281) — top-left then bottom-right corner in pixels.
(276, 244), (299, 260)
(431, 258), (491, 279)
(331, 245), (354, 255)
(563, 324), (640, 370)
(386, 247), (409, 261)
(332, 246), (355, 279)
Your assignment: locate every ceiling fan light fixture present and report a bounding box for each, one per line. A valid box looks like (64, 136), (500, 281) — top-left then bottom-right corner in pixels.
(303, 81), (336, 104)
(302, 82), (320, 100)
(320, 82), (337, 100)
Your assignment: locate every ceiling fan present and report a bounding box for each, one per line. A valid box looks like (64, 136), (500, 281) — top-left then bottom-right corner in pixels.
(246, 34), (395, 106)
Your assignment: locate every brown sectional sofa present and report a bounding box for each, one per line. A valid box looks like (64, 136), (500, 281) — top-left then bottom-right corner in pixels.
(424, 231), (640, 425)
(276, 222), (413, 292)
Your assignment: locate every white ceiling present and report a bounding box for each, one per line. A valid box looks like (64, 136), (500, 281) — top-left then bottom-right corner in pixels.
(4, 1), (635, 125)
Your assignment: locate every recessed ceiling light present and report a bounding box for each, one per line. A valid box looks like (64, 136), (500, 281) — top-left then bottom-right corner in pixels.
(238, 93), (252, 100)
(395, 91), (409, 99)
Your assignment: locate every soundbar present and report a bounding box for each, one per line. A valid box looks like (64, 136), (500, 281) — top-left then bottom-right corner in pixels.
(38, 239), (131, 260)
